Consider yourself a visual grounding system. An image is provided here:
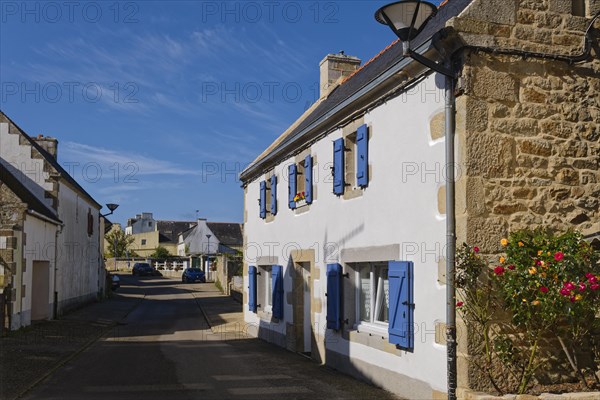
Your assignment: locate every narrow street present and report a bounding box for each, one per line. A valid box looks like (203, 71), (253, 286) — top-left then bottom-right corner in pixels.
(21, 276), (398, 400)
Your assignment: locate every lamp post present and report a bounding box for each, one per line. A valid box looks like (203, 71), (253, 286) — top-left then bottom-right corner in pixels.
(101, 203), (120, 271)
(206, 234), (212, 280)
(375, 2), (458, 399)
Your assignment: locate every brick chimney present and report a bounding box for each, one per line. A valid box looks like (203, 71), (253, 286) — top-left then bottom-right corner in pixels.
(33, 135), (58, 159)
(319, 51), (361, 98)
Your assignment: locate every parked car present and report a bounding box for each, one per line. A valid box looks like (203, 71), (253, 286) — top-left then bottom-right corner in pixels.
(132, 262), (155, 276)
(111, 274), (120, 290)
(182, 268), (206, 283)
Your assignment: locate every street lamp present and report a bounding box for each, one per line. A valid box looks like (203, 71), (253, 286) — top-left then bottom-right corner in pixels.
(101, 203), (119, 217)
(206, 234), (212, 280)
(375, 2), (458, 399)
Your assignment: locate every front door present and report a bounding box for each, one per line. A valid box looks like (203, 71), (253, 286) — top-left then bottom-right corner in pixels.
(302, 265), (311, 353)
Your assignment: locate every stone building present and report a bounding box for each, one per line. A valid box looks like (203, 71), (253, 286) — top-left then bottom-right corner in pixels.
(239, 0), (599, 398)
(0, 111), (104, 329)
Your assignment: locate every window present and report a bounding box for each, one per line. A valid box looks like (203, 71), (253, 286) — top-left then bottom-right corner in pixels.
(259, 174), (277, 219)
(356, 263), (389, 327)
(333, 124), (369, 196)
(141, 239), (147, 246)
(148, 222), (152, 227)
(289, 155), (313, 209)
(87, 209), (94, 236)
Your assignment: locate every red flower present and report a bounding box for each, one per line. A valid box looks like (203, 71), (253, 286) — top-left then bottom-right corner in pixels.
(564, 282), (576, 291)
(585, 272), (594, 279)
(539, 286), (549, 294)
(570, 296), (576, 303)
(559, 288), (571, 296)
(494, 266), (505, 276)
(456, 301), (464, 307)
(590, 276), (598, 284)
(535, 260), (542, 265)
(473, 247), (479, 253)
(508, 265), (515, 270)
(578, 282), (586, 292)
(554, 252), (564, 261)
(591, 284), (600, 291)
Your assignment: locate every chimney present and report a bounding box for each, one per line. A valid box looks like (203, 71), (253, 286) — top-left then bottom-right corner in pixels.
(33, 134), (58, 159)
(319, 51), (361, 98)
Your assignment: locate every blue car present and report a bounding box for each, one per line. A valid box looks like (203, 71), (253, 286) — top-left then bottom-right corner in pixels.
(182, 268), (206, 283)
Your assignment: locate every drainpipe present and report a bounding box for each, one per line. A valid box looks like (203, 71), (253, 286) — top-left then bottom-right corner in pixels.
(445, 70), (457, 400)
(53, 222), (63, 319)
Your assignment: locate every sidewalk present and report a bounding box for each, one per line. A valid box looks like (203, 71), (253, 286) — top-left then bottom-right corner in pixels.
(188, 283), (246, 337)
(0, 288), (143, 400)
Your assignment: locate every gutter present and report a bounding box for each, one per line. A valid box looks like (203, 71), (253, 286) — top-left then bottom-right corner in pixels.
(26, 209), (63, 226)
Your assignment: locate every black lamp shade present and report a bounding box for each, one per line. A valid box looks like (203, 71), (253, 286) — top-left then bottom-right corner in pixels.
(106, 203), (119, 212)
(375, 1), (438, 42)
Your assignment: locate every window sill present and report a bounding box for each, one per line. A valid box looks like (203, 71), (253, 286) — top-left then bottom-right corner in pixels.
(354, 322), (389, 338)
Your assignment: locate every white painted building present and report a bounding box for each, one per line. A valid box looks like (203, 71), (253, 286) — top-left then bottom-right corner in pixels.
(238, 4), (473, 398)
(125, 212), (156, 235)
(0, 111), (104, 324)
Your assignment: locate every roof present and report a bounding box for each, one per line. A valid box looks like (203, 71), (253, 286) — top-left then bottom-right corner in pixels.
(0, 161), (62, 224)
(241, 0), (472, 182)
(0, 111), (102, 209)
(207, 222), (243, 247)
(156, 220), (196, 243)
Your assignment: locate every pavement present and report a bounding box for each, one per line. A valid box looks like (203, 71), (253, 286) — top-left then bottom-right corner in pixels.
(1, 275), (399, 400)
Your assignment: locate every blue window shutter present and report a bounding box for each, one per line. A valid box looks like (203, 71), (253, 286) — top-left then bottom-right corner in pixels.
(248, 266), (257, 313)
(304, 155), (313, 204)
(333, 138), (345, 195)
(270, 175), (277, 215)
(388, 261), (414, 350)
(356, 124), (369, 187)
(272, 265), (284, 319)
(288, 164), (297, 209)
(259, 181), (267, 219)
(326, 263), (342, 330)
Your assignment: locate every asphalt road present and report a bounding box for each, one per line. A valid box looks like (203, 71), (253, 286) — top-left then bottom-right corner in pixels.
(22, 276), (398, 400)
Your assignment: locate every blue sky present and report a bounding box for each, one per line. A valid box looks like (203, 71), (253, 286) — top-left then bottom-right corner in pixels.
(1, 0), (443, 225)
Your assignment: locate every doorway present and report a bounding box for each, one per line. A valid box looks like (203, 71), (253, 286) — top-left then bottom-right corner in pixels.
(293, 262), (311, 355)
(31, 261), (50, 321)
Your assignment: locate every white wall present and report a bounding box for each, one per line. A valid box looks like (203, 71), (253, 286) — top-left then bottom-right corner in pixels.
(12, 215), (57, 329)
(55, 185), (102, 313)
(243, 74), (448, 393)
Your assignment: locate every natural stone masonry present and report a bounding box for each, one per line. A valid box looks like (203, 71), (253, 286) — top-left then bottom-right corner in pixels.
(449, 0), (600, 394)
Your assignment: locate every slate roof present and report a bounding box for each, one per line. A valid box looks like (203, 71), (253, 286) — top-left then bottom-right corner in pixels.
(0, 111), (102, 209)
(157, 220), (196, 243)
(0, 161), (62, 223)
(207, 222), (243, 247)
(241, 0), (472, 181)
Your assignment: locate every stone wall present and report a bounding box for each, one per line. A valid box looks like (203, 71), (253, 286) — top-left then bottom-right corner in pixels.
(450, 0), (600, 393)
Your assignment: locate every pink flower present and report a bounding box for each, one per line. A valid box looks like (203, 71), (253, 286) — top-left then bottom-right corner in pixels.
(539, 286), (549, 294)
(578, 282), (586, 292)
(570, 296), (576, 303)
(456, 301), (464, 307)
(559, 288), (571, 296)
(554, 252), (564, 261)
(591, 284), (600, 291)
(473, 246), (480, 253)
(508, 265), (515, 270)
(564, 282), (576, 291)
(585, 272), (594, 279)
(590, 276), (598, 284)
(535, 260), (542, 265)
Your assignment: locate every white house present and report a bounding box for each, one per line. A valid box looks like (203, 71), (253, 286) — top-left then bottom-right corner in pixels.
(239, 0), (600, 397)
(0, 111), (104, 325)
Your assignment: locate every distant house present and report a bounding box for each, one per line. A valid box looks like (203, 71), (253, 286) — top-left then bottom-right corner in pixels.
(239, 0), (600, 398)
(0, 111), (105, 329)
(177, 219), (243, 284)
(126, 212), (195, 257)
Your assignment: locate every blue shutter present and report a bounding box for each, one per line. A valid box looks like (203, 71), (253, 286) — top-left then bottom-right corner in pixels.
(326, 263), (342, 330)
(259, 181), (267, 219)
(248, 266), (257, 313)
(333, 138), (345, 195)
(304, 155), (313, 204)
(270, 175), (277, 215)
(288, 164), (297, 209)
(388, 261), (414, 350)
(356, 124), (369, 187)
(272, 265), (284, 319)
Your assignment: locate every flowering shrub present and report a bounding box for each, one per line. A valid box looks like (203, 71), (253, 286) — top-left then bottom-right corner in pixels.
(457, 229), (600, 394)
(293, 192), (306, 202)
